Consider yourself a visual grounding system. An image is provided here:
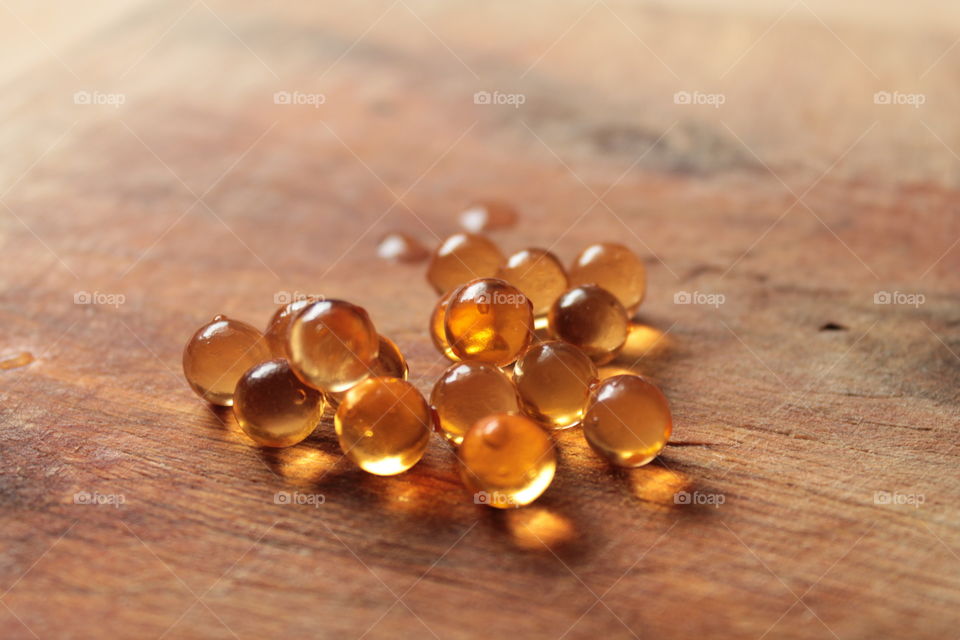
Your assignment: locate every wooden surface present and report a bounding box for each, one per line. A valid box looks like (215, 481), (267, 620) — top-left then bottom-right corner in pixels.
(2, 1), (959, 638)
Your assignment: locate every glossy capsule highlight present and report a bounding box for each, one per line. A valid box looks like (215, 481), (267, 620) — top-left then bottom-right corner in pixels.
(459, 413), (556, 509)
(426, 233), (504, 295)
(430, 361), (519, 445)
(234, 359), (325, 447)
(569, 243), (646, 313)
(582, 374), (672, 467)
(444, 278), (534, 366)
(182, 315), (272, 406)
(287, 299), (379, 393)
(335, 377), (432, 475)
(548, 285), (628, 365)
(514, 340), (598, 429)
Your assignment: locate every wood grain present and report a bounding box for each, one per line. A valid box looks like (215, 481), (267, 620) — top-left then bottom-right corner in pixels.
(1, 1), (959, 638)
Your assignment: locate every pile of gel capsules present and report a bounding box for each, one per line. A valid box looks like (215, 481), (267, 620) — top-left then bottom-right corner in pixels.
(182, 201), (671, 509)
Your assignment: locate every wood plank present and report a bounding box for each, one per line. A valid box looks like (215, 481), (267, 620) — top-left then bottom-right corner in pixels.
(1, 1), (958, 638)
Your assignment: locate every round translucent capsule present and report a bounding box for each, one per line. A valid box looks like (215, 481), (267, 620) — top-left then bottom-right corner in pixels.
(548, 285), (628, 365)
(326, 335), (409, 406)
(334, 377), (433, 475)
(458, 200), (518, 233)
(264, 298), (313, 358)
(377, 231), (428, 263)
(496, 248), (568, 323)
(459, 413), (556, 509)
(514, 341), (598, 429)
(371, 335), (408, 379)
(430, 361), (520, 445)
(444, 278), (534, 366)
(234, 359), (325, 447)
(288, 299), (379, 393)
(582, 374), (672, 467)
(569, 243), (646, 313)
(182, 315), (272, 406)
(429, 289), (460, 362)
(426, 233), (504, 295)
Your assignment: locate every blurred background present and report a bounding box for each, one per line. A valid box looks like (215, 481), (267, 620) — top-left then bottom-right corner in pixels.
(1, 1), (958, 639)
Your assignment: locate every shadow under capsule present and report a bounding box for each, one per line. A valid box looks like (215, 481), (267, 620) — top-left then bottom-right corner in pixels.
(204, 403), (251, 441)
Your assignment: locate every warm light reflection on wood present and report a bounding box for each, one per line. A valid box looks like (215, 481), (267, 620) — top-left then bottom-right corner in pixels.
(620, 322), (671, 359)
(271, 447), (338, 484)
(505, 507), (577, 550)
(380, 479), (434, 514)
(628, 465), (691, 507)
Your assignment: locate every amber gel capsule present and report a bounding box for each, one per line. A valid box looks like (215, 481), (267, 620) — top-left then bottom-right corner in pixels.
(234, 359), (325, 447)
(496, 248), (568, 324)
(371, 335), (408, 379)
(444, 278), (534, 366)
(430, 361), (519, 445)
(548, 285), (628, 365)
(325, 334), (408, 405)
(335, 377), (432, 475)
(429, 289), (460, 362)
(459, 413), (556, 509)
(376, 231), (428, 263)
(569, 242), (646, 313)
(182, 315), (272, 406)
(264, 298), (314, 358)
(288, 299), (379, 393)
(426, 233), (504, 294)
(458, 200), (519, 233)
(582, 374), (671, 467)
(514, 341), (598, 429)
